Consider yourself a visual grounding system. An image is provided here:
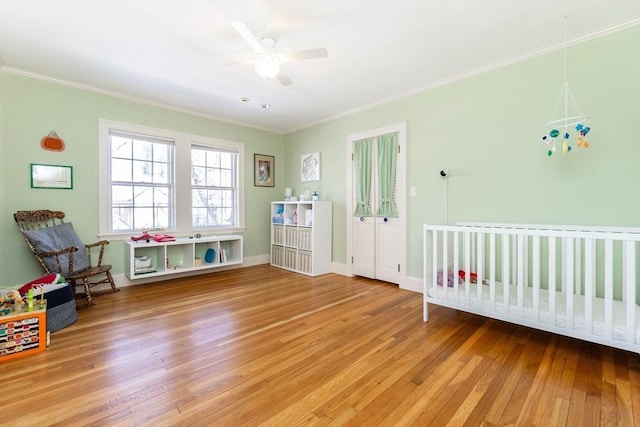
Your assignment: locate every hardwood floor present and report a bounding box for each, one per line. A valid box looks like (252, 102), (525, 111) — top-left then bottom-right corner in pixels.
(2, 264), (639, 426)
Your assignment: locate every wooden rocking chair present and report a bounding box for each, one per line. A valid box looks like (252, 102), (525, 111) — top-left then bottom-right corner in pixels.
(14, 210), (119, 306)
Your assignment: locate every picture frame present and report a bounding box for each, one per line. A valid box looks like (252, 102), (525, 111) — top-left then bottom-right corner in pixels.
(301, 152), (320, 182)
(30, 163), (73, 189)
(254, 154), (275, 187)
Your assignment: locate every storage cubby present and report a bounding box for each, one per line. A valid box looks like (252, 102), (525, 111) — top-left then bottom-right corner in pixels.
(130, 245), (165, 274)
(194, 241), (219, 267)
(271, 245), (283, 267)
(125, 235), (243, 279)
(270, 201), (332, 276)
(272, 224), (284, 245)
(166, 243), (193, 269)
(285, 227), (297, 247)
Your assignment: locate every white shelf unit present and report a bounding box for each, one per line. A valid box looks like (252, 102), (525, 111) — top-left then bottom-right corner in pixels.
(270, 201), (332, 276)
(125, 235), (243, 279)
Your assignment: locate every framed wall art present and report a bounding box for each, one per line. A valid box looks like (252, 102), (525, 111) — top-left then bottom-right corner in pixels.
(30, 163), (73, 189)
(254, 154), (275, 187)
(301, 152), (320, 182)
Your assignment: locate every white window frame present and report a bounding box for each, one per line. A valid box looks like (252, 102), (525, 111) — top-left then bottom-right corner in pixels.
(191, 144), (238, 229)
(98, 119), (245, 239)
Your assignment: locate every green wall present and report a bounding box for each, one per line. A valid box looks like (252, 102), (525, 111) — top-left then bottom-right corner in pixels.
(0, 73), (283, 284)
(283, 25), (640, 279)
(1, 25), (638, 286)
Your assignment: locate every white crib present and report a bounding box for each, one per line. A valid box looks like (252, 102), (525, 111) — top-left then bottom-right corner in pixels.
(423, 223), (640, 353)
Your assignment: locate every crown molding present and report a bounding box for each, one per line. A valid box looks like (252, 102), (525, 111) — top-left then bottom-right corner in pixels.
(0, 65), (284, 135)
(285, 17), (640, 133)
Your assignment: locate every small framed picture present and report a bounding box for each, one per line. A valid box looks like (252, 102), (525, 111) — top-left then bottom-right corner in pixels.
(301, 152), (320, 182)
(30, 163), (73, 189)
(254, 154), (275, 187)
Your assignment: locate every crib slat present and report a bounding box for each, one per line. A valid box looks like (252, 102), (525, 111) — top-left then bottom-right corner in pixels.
(490, 233), (496, 311)
(561, 237), (567, 293)
(604, 239), (613, 340)
(477, 233), (484, 308)
(442, 230), (448, 300)
(503, 234), (510, 314)
(524, 234), (529, 289)
(575, 238), (582, 295)
(549, 236), (557, 327)
(584, 238), (594, 336)
(533, 235), (540, 322)
(454, 231), (460, 301)
(471, 232), (476, 273)
(517, 234), (525, 317)
(511, 234), (517, 285)
(566, 237), (575, 331)
(431, 230), (438, 303)
(624, 241), (636, 344)
(464, 230), (471, 305)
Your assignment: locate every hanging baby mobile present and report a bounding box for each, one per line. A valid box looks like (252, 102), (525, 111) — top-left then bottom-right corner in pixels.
(541, 15), (592, 157)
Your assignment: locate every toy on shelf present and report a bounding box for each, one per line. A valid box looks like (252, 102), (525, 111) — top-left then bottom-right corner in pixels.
(272, 205), (285, 224)
(131, 231), (175, 243)
(153, 234), (175, 242)
(131, 232), (152, 242)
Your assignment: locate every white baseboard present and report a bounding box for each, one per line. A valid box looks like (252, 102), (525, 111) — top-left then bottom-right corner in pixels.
(401, 275), (423, 294)
(91, 255), (425, 295)
(331, 262), (349, 277)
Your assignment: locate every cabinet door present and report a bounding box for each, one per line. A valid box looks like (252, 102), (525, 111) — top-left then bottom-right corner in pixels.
(375, 217), (400, 283)
(350, 131), (403, 285)
(352, 216), (375, 279)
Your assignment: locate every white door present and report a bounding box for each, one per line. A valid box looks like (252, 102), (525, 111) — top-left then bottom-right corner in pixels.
(347, 123), (406, 286)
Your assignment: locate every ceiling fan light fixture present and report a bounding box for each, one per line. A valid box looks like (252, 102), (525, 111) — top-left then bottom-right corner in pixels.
(255, 53), (281, 79)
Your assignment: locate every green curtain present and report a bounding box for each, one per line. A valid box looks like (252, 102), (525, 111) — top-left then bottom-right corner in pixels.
(353, 138), (373, 217)
(376, 133), (398, 217)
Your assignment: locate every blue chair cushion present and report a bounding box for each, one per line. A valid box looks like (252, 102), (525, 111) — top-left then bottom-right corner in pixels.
(23, 223), (90, 276)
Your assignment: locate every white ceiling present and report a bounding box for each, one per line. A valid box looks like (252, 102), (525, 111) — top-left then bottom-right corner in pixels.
(1, 1), (639, 134)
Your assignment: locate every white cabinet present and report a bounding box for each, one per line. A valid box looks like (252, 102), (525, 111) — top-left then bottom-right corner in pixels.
(270, 201), (332, 276)
(125, 235), (243, 279)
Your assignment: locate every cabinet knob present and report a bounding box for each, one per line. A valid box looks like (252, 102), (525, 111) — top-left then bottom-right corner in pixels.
(383, 217), (388, 223)
(360, 217), (364, 222)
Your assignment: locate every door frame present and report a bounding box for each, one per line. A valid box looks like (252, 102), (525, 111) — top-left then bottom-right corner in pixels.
(345, 122), (407, 287)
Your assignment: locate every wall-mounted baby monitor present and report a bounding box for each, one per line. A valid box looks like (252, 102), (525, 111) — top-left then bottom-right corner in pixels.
(439, 169), (449, 179)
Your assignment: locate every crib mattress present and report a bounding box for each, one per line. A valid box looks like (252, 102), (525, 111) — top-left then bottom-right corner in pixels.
(427, 282), (640, 345)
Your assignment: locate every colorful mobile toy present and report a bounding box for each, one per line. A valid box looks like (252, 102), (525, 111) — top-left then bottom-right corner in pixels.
(541, 122), (591, 157)
(540, 17), (592, 158)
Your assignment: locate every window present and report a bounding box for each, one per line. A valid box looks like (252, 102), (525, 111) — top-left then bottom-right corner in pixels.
(191, 146), (237, 228)
(110, 132), (174, 231)
(99, 120), (245, 237)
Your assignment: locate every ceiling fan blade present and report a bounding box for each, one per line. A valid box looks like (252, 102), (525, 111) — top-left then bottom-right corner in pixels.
(277, 70), (293, 86)
(280, 48), (328, 63)
(231, 21), (266, 54)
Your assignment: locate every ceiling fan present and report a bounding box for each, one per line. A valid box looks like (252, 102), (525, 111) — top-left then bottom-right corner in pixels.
(231, 21), (328, 86)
